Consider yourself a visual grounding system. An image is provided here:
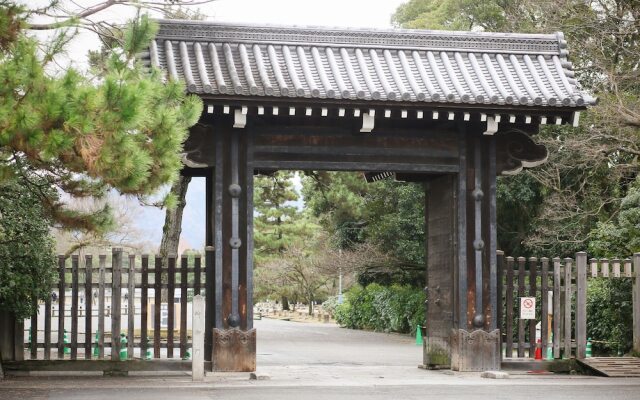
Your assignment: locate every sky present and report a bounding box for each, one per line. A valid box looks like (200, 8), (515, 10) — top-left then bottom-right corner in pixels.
(41, 0), (409, 251)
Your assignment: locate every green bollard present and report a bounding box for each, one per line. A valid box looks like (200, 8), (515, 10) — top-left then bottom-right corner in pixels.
(546, 335), (554, 360)
(415, 325), (423, 346)
(586, 338), (592, 358)
(119, 333), (128, 361)
(92, 330), (100, 357)
(183, 347), (192, 360)
(64, 329), (70, 355)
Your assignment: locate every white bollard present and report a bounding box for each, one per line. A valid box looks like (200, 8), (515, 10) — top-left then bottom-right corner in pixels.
(192, 295), (205, 382)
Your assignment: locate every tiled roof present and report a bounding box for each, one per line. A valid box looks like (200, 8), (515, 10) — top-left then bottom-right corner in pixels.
(142, 20), (595, 108)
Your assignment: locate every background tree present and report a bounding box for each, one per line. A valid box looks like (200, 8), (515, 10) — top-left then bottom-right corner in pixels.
(393, 0), (640, 257)
(0, 178), (57, 319)
(253, 172), (318, 309)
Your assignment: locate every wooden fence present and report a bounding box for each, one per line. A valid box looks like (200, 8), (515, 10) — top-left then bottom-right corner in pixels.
(499, 252), (640, 359)
(7, 248), (210, 372)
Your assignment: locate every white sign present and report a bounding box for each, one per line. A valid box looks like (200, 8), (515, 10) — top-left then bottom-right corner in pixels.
(520, 297), (536, 319)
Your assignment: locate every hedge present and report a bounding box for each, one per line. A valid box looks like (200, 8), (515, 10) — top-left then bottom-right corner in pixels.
(332, 283), (425, 334)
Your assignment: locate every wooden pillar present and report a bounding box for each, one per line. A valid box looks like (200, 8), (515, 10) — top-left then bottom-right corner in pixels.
(211, 128), (256, 372)
(450, 129), (500, 371)
(424, 175), (456, 368)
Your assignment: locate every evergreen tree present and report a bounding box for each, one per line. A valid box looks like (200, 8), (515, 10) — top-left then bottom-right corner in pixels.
(0, 3), (202, 232)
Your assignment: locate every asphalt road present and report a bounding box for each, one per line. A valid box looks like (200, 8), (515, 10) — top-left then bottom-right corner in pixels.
(255, 317), (421, 366)
(1, 318), (640, 399)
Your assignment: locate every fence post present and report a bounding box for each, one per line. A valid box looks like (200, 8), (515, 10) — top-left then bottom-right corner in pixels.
(552, 258), (561, 359)
(192, 295), (205, 381)
(575, 252), (587, 359)
(633, 253), (640, 354)
(111, 248), (123, 361)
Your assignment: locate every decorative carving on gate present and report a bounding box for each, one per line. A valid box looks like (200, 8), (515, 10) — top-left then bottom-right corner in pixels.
(450, 329), (501, 371)
(496, 130), (548, 175)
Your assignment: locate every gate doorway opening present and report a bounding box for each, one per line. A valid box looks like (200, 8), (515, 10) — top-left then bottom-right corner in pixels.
(251, 170), (428, 369)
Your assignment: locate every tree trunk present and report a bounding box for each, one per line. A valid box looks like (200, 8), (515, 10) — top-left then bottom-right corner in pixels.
(281, 296), (289, 311)
(158, 175), (191, 301)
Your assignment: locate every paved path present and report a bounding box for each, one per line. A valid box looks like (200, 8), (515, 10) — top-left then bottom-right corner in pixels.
(256, 317), (421, 366)
(2, 319), (640, 399)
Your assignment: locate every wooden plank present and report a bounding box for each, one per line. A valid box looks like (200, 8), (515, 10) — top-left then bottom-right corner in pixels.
(194, 255), (202, 295)
(14, 318), (24, 361)
(204, 246), (214, 362)
(30, 297), (38, 359)
(192, 295), (205, 381)
(624, 259), (632, 278)
(590, 258), (598, 278)
(540, 257), (549, 357)
(141, 255), (149, 361)
(553, 258), (561, 359)
(613, 259), (621, 278)
(517, 257), (526, 357)
(578, 357), (640, 377)
(601, 258), (609, 277)
(71, 255), (79, 360)
(564, 258), (572, 358)
(84, 255), (93, 360)
(180, 255), (188, 359)
(44, 292), (51, 360)
(98, 255), (106, 359)
(496, 251), (504, 338)
(575, 252), (587, 359)
(4, 359), (193, 372)
(505, 257), (514, 357)
(57, 255), (66, 359)
(128, 254), (135, 360)
(528, 257), (537, 357)
(633, 253), (640, 354)
(167, 255), (176, 358)
(111, 248), (122, 361)
(154, 256), (162, 359)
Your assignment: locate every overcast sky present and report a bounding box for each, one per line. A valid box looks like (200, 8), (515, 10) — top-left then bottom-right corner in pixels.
(43, 0), (409, 251)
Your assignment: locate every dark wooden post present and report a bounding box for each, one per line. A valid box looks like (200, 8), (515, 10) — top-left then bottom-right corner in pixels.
(450, 129), (500, 371)
(211, 128), (256, 372)
(85, 255), (93, 360)
(111, 248), (122, 361)
(575, 252), (587, 359)
(424, 175), (456, 368)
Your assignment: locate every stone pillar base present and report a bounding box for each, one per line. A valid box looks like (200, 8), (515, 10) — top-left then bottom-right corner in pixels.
(450, 329), (500, 371)
(212, 328), (256, 372)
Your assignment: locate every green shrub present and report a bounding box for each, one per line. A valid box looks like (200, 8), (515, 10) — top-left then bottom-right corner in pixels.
(334, 284), (426, 334)
(586, 278), (633, 355)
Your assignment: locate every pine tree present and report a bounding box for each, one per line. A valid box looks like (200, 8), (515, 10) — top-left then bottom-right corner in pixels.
(0, 4), (203, 232)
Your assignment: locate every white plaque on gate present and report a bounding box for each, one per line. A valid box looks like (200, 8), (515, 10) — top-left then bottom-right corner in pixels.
(520, 297), (536, 319)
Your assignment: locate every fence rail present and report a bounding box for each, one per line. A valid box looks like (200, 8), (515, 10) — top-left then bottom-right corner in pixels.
(22, 248), (207, 364)
(499, 252), (640, 359)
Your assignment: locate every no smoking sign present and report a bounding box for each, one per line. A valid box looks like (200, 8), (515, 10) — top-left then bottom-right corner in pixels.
(520, 297), (536, 319)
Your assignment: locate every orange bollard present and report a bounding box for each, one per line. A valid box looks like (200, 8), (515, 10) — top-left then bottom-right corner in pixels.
(534, 338), (542, 360)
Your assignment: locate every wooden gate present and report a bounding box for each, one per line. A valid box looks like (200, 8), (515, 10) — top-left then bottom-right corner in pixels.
(3, 248), (211, 374)
(499, 252), (640, 360)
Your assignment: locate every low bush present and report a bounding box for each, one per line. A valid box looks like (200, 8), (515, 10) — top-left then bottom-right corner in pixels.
(333, 284), (425, 334)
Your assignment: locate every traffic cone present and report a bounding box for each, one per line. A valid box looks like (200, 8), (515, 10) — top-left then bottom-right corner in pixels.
(586, 338), (592, 358)
(92, 330), (99, 357)
(416, 325), (423, 346)
(63, 329), (70, 355)
(119, 333), (127, 361)
(183, 347), (192, 360)
(534, 338), (542, 360)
